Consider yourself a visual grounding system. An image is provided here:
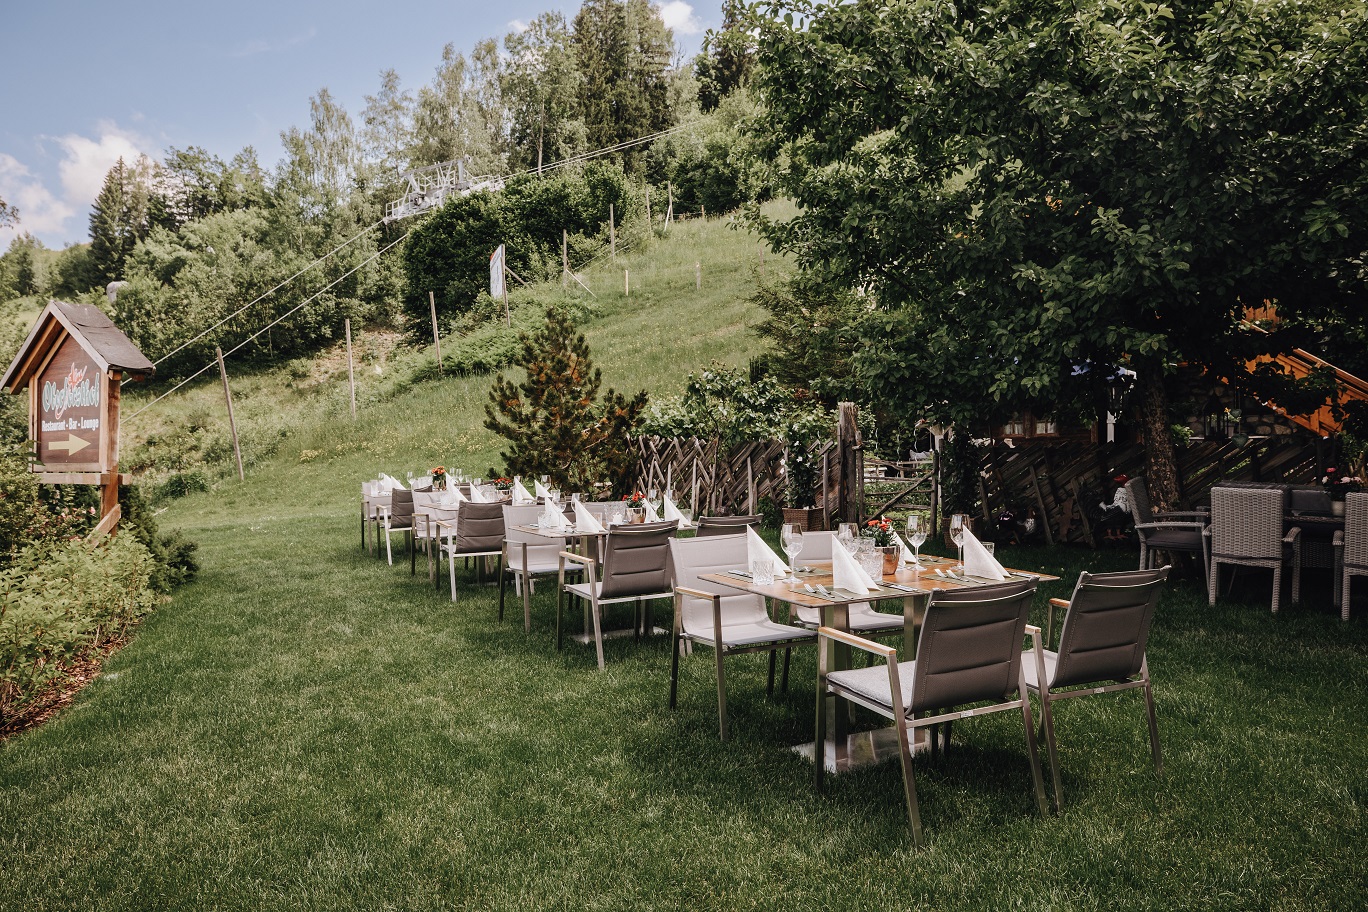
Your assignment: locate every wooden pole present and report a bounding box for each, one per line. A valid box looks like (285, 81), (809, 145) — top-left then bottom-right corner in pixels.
(609, 204), (616, 259)
(217, 346), (245, 482)
(429, 291), (443, 377)
(695, 262), (701, 291)
(101, 369), (122, 522)
(624, 269), (630, 296)
(345, 318), (356, 420)
(837, 402), (859, 524)
(562, 230), (569, 288)
(502, 260), (511, 327)
(759, 244), (765, 275)
(701, 203), (705, 220)
(692, 463), (698, 513)
(666, 183), (674, 228)
(822, 450), (831, 531)
(645, 187), (651, 225)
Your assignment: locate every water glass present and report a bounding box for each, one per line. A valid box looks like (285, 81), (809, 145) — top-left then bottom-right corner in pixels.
(983, 542), (995, 558)
(858, 550), (885, 581)
(750, 559), (775, 586)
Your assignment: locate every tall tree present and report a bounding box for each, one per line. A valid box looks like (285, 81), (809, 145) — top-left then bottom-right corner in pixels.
(410, 44), (504, 173)
(502, 12), (586, 172)
(9, 233), (43, 297)
(573, 0), (674, 168)
(695, 0), (754, 112)
(279, 88), (361, 204)
(0, 195), (16, 228)
(361, 68), (415, 179)
(753, 0), (1368, 509)
(89, 155), (155, 286)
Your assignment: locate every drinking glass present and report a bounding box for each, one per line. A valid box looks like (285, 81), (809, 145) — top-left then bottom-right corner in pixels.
(781, 523), (804, 586)
(678, 505), (693, 526)
(907, 514), (928, 571)
(837, 522), (858, 552)
(406, 471), (415, 486)
(750, 558), (775, 586)
(950, 513), (969, 567)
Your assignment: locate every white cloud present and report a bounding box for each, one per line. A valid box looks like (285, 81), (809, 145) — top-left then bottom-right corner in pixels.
(230, 27), (317, 59)
(508, 19), (529, 33)
(655, 1), (703, 35)
(0, 122), (155, 251)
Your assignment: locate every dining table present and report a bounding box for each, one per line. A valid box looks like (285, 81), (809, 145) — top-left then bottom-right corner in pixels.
(702, 555), (1061, 774)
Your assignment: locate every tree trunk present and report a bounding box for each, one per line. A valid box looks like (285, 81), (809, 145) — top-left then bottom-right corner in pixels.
(1137, 363), (1180, 511)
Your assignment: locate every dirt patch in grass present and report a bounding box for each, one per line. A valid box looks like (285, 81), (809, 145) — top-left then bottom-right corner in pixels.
(0, 636), (128, 743)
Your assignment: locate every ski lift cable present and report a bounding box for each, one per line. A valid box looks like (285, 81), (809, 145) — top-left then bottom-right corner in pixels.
(142, 216), (387, 370)
(125, 230), (409, 424)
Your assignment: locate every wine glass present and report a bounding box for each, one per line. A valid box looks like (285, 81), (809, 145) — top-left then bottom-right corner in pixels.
(647, 487), (660, 515)
(907, 513), (928, 571)
(781, 523), (804, 586)
(950, 513), (969, 567)
(837, 522), (858, 552)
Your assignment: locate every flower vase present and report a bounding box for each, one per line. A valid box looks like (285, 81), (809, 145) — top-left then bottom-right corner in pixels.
(627, 507), (646, 524)
(879, 546), (899, 575)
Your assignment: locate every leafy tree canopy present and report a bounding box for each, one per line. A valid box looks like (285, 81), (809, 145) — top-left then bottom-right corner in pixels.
(751, 0), (1368, 506)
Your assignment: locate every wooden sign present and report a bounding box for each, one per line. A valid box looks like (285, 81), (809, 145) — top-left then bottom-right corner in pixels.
(35, 333), (106, 472)
(1, 300), (154, 521)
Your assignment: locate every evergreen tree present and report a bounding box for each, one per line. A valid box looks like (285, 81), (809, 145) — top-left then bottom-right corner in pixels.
(10, 233), (42, 297)
(89, 156), (154, 286)
(0, 195), (16, 228)
(485, 309), (647, 494)
(696, 0), (755, 112)
(573, 0), (674, 170)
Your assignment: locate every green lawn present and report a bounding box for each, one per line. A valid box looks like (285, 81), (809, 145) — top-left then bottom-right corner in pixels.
(2, 470), (1364, 909)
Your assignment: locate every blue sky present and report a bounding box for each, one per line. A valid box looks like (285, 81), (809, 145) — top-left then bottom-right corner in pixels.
(0, 1), (714, 252)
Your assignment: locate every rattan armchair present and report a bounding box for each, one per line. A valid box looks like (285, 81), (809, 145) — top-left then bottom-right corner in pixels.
(1125, 477), (1209, 576)
(815, 579), (1048, 846)
(1028, 567), (1169, 811)
(1208, 486), (1300, 612)
(1336, 490), (1368, 622)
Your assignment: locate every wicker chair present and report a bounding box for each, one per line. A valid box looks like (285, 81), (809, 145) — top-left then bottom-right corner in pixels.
(1336, 490), (1368, 622)
(1125, 478), (1209, 577)
(1208, 486), (1300, 612)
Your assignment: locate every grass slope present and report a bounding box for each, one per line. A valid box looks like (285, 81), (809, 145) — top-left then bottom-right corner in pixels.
(2, 213), (1366, 910)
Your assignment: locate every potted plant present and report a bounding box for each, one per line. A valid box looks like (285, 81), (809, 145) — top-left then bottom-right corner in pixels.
(781, 412), (827, 531)
(622, 490), (647, 523)
(1323, 466), (1363, 517)
(864, 517), (899, 574)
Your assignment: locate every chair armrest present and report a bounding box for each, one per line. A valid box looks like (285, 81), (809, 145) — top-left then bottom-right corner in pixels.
(1334, 530), (1345, 547)
(559, 550), (594, 568)
(1048, 598), (1069, 610)
(817, 626), (895, 659)
(1283, 526), (1302, 545)
(674, 585), (719, 601)
(1155, 510), (1209, 521)
(1135, 521), (1206, 532)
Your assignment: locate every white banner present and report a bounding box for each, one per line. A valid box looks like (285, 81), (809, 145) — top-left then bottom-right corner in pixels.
(490, 244), (505, 298)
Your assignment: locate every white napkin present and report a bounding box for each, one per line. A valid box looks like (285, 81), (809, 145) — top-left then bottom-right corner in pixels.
(894, 531), (915, 563)
(745, 526), (789, 575)
(534, 479), (553, 500)
(467, 484), (488, 503)
(513, 479), (535, 504)
(541, 504), (564, 532)
(961, 528), (1007, 580)
(831, 539), (878, 594)
(644, 501), (661, 522)
(573, 500), (605, 533)
(379, 473), (404, 491)
(663, 496), (685, 523)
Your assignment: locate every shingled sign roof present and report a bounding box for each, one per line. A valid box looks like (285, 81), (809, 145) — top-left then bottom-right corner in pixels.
(1, 299), (154, 392)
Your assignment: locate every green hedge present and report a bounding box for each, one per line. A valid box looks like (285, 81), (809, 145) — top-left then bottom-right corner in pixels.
(0, 535), (160, 727)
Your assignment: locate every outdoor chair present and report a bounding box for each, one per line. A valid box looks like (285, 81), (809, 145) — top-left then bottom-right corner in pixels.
(815, 578), (1048, 847)
(1208, 486), (1300, 612)
(383, 489), (415, 568)
(668, 534), (817, 740)
(361, 480), (379, 552)
(499, 504), (570, 632)
(1027, 567), (1169, 811)
(695, 514), (763, 537)
(1126, 477), (1208, 577)
(438, 502), (505, 603)
(790, 531), (903, 636)
(413, 492), (459, 582)
(558, 520), (678, 669)
(1336, 490), (1368, 622)
(368, 488), (392, 558)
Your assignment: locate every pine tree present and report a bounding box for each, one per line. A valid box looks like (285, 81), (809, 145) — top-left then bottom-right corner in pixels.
(89, 156), (154, 285)
(573, 0), (673, 170)
(484, 309), (646, 493)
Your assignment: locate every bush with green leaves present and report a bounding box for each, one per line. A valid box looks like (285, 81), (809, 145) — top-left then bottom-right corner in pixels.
(640, 364), (828, 449)
(0, 533), (159, 727)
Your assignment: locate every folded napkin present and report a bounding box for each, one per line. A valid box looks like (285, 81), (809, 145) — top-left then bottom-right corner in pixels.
(467, 484), (488, 503)
(442, 486), (467, 506)
(379, 473), (404, 491)
(644, 501), (661, 522)
(663, 496), (685, 523)
(831, 538), (878, 594)
(541, 504), (565, 532)
(512, 479), (535, 504)
(573, 500), (605, 533)
(745, 526), (789, 576)
(534, 479), (553, 500)
(894, 531), (915, 563)
(961, 528), (1007, 580)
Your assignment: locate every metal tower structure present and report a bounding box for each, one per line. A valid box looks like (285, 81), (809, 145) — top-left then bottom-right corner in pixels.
(383, 159), (505, 223)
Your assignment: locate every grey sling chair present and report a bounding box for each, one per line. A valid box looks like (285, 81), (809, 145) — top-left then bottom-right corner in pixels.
(668, 534), (817, 740)
(438, 502), (506, 603)
(500, 503), (571, 633)
(694, 514), (763, 537)
(1027, 567), (1169, 812)
(384, 488), (416, 569)
(558, 520), (678, 670)
(814, 578), (1049, 847)
(1125, 477), (1209, 577)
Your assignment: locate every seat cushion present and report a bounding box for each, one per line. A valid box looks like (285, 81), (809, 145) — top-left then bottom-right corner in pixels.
(1144, 529), (1203, 550)
(827, 661), (916, 714)
(794, 603), (903, 633)
(564, 581), (671, 603)
(1021, 649), (1059, 691)
(686, 619), (816, 648)
(508, 554), (565, 574)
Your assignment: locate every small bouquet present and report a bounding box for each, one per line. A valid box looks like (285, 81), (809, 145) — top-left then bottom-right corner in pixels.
(431, 466), (448, 490)
(622, 490), (647, 509)
(864, 517), (896, 547)
(490, 477), (513, 492)
(1322, 466), (1363, 501)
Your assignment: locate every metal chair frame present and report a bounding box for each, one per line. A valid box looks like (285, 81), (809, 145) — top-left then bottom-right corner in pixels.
(437, 502), (506, 603)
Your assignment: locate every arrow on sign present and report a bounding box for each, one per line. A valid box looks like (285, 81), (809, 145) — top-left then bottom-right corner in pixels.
(48, 434), (92, 454)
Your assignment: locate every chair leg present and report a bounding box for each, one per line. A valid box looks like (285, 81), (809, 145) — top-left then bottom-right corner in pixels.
(1020, 694), (1050, 819)
(556, 584), (565, 651)
(781, 647), (792, 693)
(449, 549), (458, 603)
(893, 713), (923, 848)
(715, 646), (729, 741)
(523, 573), (533, 633)
(1291, 552), (1301, 606)
(1343, 573), (1353, 623)
(668, 634), (682, 710)
(498, 566), (508, 621)
(1035, 690), (1063, 813)
(766, 650), (777, 697)
(1138, 543), (1148, 572)
(1271, 564), (1281, 613)
(1141, 662), (1163, 774)
(814, 676), (829, 792)
(591, 598), (607, 671)
(1208, 559), (1219, 606)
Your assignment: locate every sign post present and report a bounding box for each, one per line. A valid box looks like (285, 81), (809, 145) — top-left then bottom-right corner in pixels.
(2, 301), (154, 527)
